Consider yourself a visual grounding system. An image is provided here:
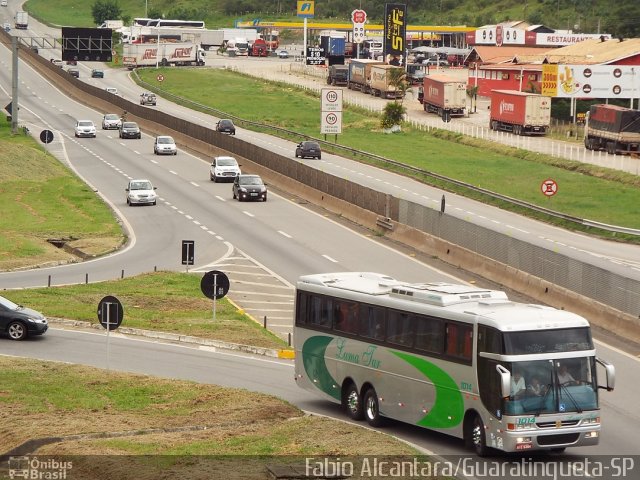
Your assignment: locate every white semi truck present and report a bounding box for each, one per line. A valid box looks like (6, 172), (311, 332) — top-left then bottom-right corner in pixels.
(122, 42), (206, 69)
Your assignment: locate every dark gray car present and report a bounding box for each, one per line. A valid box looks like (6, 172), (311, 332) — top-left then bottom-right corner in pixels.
(295, 141), (321, 159)
(119, 121), (141, 139)
(0, 295), (48, 340)
(232, 174), (267, 202)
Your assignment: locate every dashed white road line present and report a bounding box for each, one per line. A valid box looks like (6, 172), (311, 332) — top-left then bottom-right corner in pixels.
(322, 254), (338, 263)
(278, 231), (292, 238)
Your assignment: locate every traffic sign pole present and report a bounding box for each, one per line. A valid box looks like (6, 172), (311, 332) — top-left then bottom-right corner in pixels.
(213, 273), (218, 322)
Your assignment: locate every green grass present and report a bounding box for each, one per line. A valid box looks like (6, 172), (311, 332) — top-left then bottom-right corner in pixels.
(1, 357), (421, 464)
(135, 68), (640, 234)
(1, 271), (288, 349)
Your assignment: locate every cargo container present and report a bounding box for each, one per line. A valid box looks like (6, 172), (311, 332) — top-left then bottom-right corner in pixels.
(418, 75), (466, 118)
(347, 59), (384, 93)
(369, 65), (405, 99)
(584, 104), (640, 155)
(489, 90), (550, 136)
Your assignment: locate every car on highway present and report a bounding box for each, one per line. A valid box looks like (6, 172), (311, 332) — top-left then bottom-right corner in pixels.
(67, 67), (79, 78)
(216, 119), (236, 135)
(210, 156), (241, 182)
(125, 179), (157, 206)
(91, 69), (104, 78)
(105, 86), (118, 95)
(50, 59), (63, 67)
(277, 50), (289, 59)
(74, 120), (96, 138)
(0, 295), (48, 341)
(232, 174), (267, 202)
(295, 141), (321, 159)
(3, 23), (10, 32)
(119, 121), (141, 139)
(0, 0), (7, 7)
(102, 113), (121, 130)
(153, 135), (177, 155)
(140, 92), (157, 106)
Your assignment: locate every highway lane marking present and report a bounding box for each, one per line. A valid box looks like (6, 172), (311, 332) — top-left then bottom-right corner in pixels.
(191, 219), (199, 224)
(185, 215), (193, 220)
(322, 254), (338, 263)
(215, 195), (226, 202)
(207, 231), (217, 235)
(169, 170), (177, 175)
(119, 142), (126, 146)
(190, 181), (199, 187)
(243, 211), (255, 217)
(133, 150), (140, 155)
(216, 235), (224, 240)
(151, 160), (158, 164)
(200, 226), (208, 230)
(278, 230), (292, 238)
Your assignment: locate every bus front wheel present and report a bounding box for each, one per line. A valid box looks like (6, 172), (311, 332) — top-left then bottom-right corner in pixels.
(364, 388), (384, 427)
(470, 415), (489, 456)
(343, 383), (364, 421)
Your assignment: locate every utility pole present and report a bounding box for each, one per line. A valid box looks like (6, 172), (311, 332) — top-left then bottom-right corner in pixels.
(11, 36), (19, 134)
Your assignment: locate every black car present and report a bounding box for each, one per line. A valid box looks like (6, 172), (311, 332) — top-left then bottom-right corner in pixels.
(232, 174), (267, 202)
(295, 141), (321, 159)
(0, 295), (48, 340)
(216, 119), (236, 135)
(119, 121), (141, 139)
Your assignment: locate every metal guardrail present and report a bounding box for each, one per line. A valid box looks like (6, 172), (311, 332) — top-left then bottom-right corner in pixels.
(132, 70), (640, 238)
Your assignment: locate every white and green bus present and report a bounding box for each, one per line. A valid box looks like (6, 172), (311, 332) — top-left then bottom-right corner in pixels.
(293, 272), (616, 455)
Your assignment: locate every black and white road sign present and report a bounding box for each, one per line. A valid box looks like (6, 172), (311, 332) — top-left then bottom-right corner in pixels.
(97, 295), (123, 330)
(40, 130), (54, 144)
(321, 111), (342, 134)
(200, 270), (230, 300)
(181, 240), (195, 265)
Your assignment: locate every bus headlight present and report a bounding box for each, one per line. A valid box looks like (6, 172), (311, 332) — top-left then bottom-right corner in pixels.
(582, 417), (600, 425)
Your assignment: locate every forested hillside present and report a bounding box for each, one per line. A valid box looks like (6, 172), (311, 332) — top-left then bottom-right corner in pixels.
(27, 0), (640, 37)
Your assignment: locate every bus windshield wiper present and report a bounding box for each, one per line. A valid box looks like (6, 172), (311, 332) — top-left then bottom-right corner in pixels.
(559, 383), (583, 413)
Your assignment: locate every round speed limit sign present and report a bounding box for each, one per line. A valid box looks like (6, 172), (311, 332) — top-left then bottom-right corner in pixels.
(541, 178), (558, 197)
(157, 74), (165, 82)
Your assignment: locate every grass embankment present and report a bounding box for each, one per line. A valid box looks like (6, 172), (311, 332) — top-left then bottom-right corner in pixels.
(0, 357), (423, 478)
(2, 272), (287, 349)
(135, 68), (640, 237)
(0, 119), (124, 271)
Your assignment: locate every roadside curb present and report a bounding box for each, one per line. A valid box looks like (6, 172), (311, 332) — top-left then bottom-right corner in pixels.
(48, 318), (295, 360)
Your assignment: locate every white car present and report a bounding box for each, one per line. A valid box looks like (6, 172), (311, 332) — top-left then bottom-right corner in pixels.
(74, 120), (96, 138)
(210, 156), (241, 183)
(102, 113), (121, 130)
(125, 179), (157, 206)
(50, 59), (63, 67)
(105, 87), (118, 95)
(153, 136), (177, 155)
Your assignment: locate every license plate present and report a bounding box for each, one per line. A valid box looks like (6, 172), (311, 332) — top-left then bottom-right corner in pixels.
(250, 192), (258, 196)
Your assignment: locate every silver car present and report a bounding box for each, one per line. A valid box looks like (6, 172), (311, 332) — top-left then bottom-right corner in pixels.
(102, 113), (121, 130)
(74, 120), (96, 138)
(125, 179), (157, 206)
(153, 136), (177, 155)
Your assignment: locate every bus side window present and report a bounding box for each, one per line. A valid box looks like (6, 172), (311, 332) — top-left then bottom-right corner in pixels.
(446, 322), (473, 360)
(334, 300), (358, 334)
(387, 310), (414, 346)
(308, 295), (331, 329)
(359, 304), (385, 340)
(415, 316), (444, 354)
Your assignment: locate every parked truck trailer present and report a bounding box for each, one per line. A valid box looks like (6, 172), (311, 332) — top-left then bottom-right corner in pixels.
(584, 104), (640, 155)
(418, 74), (466, 119)
(369, 64), (405, 99)
(14, 11), (28, 29)
(327, 65), (349, 86)
(489, 90), (550, 136)
(123, 42), (206, 69)
(347, 59), (383, 94)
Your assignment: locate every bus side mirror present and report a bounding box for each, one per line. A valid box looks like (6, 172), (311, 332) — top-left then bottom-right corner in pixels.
(597, 358), (615, 391)
(496, 364), (511, 398)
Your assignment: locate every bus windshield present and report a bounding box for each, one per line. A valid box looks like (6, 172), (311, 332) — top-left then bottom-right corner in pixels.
(504, 357), (598, 415)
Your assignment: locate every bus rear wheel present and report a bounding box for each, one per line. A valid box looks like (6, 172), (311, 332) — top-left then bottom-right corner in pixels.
(364, 388), (384, 427)
(343, 383), (364, 421)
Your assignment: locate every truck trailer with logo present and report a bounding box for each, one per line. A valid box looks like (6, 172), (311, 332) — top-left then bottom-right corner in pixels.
(489, 90), (550, 136)
(369, 64), (405, 99)
(584, 104), (640, 155)
(122, 42), (206, 69)
(418, 74), (467, 119)
(347, 59), (384, 94)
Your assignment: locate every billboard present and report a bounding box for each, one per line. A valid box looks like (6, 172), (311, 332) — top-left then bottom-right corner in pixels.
(383, 3), (406, 60)
(543, 64), (640, 98)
